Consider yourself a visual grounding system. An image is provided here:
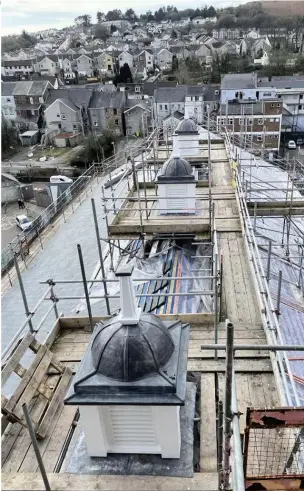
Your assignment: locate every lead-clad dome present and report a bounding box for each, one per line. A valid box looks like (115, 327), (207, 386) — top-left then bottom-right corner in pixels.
(91, 313), (175, 382)
(157, 156), (195, 182)
(175, 118), (198, 134)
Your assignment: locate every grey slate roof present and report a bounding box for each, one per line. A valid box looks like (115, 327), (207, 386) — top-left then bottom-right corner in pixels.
(1, 82), (17, 96)
(28, 81), (51, 95)
(143, 81), (177, 97)
(12, 81), (33, 95)
(89, 90), (125, 109)
(2, 60), (35, 67)
(154, 86), (187, 103)
(46, 87), (93, 109)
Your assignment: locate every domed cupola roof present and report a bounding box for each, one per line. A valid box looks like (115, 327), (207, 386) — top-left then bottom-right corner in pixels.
(65, 266), (190, 406)
(91, 313), (175, 382)
(175, 118), (198, 134)
(157, 156), (195, 183)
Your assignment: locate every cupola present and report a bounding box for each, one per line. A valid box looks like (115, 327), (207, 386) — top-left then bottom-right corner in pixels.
(65, 265), (190, 458)
(157, 155), (197, 215)
(173, 118), (200, 157)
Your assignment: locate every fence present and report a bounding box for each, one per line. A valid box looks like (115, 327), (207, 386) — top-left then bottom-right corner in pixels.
(1, 131), (157, 282)
(1, 164), (100, 277)
(224, 130), (302, 407)
(244, 408), (304, 490)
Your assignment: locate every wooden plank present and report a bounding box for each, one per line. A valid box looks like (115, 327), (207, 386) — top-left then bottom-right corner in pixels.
(220, 237), (238, 323)
(4, 345), (47, 414)
(188, 359), (272, 373)
(234, 374), (252, 434)
(40, 405), (78, 472)
(227, 235), (251, 324)
(14, 364), (27, 379)
(1, 422), (23, 464)
(2, 394), (48, 472)
(19, 402), (66, 472)
(1, 332), (34, 386)
(12, 350), (53, 420)
(200, 374), (217, 472)
(2, 472), (219, 491)
(36, 366), (73, 439)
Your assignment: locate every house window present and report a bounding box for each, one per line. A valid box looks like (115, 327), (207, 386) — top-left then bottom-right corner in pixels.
(61, 114), (66, 120)
(299, 105), (302, 110)
(270, 118), (274, 122)
(58, 123), (62, 129)
(271, 103), (275, 107)
(113, 108), (117, 115)
(300, 95), (303, 100)
(164, 104), (168, 110)
(258, 119), (263, 125)
(160, 104), (163, 110)
(94, 121), (98, 126)
(73, 124), (78, 130)
(52, 63), (54, 67)
(31, 110), (35, 115)
(115, 119), (119, 125)
(248, 118), (253, 125)
(228, 118), (233, 125)
(257, 135), (262, 141)
(135, 86), (140, 93)
(277, 103), (281, 107)
(239, 118), (244, 125)
(195, 96), (199, 101)
(57, 113), (60, 117)
(39, 97), (44, 103)
(6, 98), (10, 102)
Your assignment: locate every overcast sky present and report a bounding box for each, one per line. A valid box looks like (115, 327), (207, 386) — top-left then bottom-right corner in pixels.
(2, 0), (251, 36)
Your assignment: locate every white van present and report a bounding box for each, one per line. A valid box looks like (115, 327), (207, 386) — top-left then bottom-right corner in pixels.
(50, 175), (73, 184)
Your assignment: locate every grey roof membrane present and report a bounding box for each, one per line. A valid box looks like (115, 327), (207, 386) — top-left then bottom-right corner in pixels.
(221, 72), (257, 90)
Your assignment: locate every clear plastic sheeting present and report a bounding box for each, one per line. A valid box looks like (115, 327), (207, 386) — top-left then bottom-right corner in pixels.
(234, 147), (303, 202)
(75, 240), (214, 315)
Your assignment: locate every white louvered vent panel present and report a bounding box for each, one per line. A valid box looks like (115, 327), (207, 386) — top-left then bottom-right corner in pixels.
(109, 407), (156, 446)
(167, 186), (187, 210)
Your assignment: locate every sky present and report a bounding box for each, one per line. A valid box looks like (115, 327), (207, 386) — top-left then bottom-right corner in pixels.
(1, 0), (250, 36)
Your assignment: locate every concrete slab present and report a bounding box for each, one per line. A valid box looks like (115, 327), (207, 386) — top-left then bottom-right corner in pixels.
(62, 383), (196, 478)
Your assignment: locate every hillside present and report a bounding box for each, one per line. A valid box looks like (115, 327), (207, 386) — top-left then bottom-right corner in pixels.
(260, 1), (304, 16)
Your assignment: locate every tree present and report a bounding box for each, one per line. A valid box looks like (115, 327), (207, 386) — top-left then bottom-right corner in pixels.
(125, 8), (137, 22)
(74, 14), (91, 26)
(206, 6), (216, 18)
(154, 7), (165, 22)
(2, 120), (19, 156)
(97, 11), (103, 23)
(120, 63), (133, 83)
(94, 24), (108, 42)
(106, 10), (122, 21)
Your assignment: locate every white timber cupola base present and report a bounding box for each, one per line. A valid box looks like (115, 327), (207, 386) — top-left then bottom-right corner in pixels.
(157, 156), (197, 215)
(65, 265), (190, 459)
(173, 118), (200, 157)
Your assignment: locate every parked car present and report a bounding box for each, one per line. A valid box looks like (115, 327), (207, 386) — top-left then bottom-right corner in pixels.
(16, 215), (32, 231)
(50, 175), (73, 184)
(288, 140), (296, 149)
